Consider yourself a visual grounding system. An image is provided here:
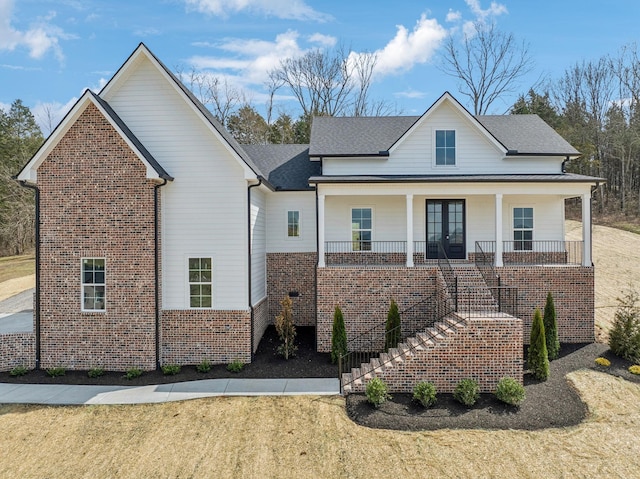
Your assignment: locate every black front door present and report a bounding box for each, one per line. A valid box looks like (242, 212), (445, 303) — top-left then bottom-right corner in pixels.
(426, 199), (466, 259)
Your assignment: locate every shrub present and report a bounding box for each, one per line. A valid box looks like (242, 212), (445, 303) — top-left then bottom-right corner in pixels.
(543, 292), (560, 360)
(275, 296), (297, 359)
(226, 360), (244, 373)
(46, 367), (66, 378)
(385, 299), (401, 350)
(413, 381), (437, 408)
(629, 365), (640, 375)
(594, 357), (611, 367)
(608, 290), (640, 364)
(365, 377), (391, 408)
(453, 378), (479, 407)
(495, 377), (526, 406)
(528, 308), (550, 381)
(331, 305), (347, 364)
(196, 359), (212, 373)
(9, 365), (28, 377)
(88, 367), (104, 378)
(162, 364), (181, 375)
(124, 368), (143, 380)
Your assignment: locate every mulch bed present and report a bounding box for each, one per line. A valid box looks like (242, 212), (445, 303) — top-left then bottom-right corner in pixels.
(2, 329), (639, 432)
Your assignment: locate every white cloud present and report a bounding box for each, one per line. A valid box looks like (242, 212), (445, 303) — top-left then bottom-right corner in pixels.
(464, 0), (508, 21)
(133, 27), (161, 37)
(183, 0), (332, 22)
(0, 0), (75, 62)
(89, 77), (108, 93)
(372, 14), (447, 76)
(446, 10), (462, 22)
(308, 33), (336, 47)
(394, 89), (427, 99)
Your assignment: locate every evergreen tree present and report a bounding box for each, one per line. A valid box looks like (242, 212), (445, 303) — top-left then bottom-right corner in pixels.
(543, 292), (560, 360)
(527, 309), (550, 381)
(331, 305), (347, 364)
(385, 299), (401, 350)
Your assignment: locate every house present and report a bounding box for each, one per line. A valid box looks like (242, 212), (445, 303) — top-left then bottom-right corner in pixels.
(9, 44), (601, 393)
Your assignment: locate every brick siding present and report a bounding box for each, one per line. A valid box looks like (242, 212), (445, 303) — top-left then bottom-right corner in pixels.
(252, 297), (270, 353)
(267, 253), (316, 327)
(0, 333), (36, 372)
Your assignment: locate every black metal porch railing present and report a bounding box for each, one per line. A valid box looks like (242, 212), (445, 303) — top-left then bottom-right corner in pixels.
(475, 241), (502, 308)
(325, 241), (406, 266)
(475, 240), (583, 266)
(457, 286), (519, 319)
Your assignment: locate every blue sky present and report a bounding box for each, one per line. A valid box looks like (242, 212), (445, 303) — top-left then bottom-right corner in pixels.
(2, 0), (640, 133)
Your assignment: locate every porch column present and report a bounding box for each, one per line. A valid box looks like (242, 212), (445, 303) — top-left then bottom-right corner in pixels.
(406, 194), (414, 267)
(582, 192), (592, 266)
(495, 193), (504, 267)
(318, 194), (326, 267)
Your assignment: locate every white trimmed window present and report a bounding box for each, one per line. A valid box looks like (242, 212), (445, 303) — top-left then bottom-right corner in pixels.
(351, 207), (372, 251)
(435, 129), (456, 166)
(188, 257), (212, 308)
(513, 207), (534, 250)
(82, 258), (105, 311)
(287, 210), (300, 238)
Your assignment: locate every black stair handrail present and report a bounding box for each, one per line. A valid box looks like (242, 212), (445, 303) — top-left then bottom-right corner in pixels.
(436, 242), (458, 311)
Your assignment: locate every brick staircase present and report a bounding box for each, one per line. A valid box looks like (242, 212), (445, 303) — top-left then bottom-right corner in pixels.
(452, 263), (499, 313)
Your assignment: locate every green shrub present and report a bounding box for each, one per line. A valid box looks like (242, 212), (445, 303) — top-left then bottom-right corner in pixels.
(331, 305), (347, 364)
(46, 367), (66, 378)
(495, 377), (526, 406)
(275, 296), (297, 359)
(385, 299), (401, 350)
(9, 365), (28, 377)
(608, 290), (640, 364)
(124, 368), (143, 380)
(413, 381), (437, 408)
(196, 359), (212, 373)
(162, 364), (181, 375)
(88, 367), (104, 378)
(453, 378), (479, 407)
(365, 377), (391, 408)
(528, 308), (550, 381)
(543, 292), (560, 360)
(226, 360), (244, 373)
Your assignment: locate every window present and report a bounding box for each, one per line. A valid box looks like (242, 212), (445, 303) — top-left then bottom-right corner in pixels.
(513, 207), (533, 250)
(435, 129), (456, 166)
(287, 210), (300, 237)
(351, 208), (372, 251)
(189, 257), (212, 308)
(82, 258), (105, 311)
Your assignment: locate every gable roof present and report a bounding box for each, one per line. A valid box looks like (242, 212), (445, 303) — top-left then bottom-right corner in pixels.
(242, 144), (319, 191)
(99, 43), (264, 180)
(16, 89), (172, 183)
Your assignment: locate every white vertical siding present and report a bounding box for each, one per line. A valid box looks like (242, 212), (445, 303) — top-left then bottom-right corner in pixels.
(266, 191), (317, 253)
(251, 188), (266, 303)
(107, 56), (249, 310)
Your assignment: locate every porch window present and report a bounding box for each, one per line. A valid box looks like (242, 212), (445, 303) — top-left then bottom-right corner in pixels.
(435, 129), (456, 166)
(287, 210), (300, 237)
(513, 207), (533, 250)
(188, 257), (212, 308)
(351, 207), (372, 251)
(82, 258), (105, 312)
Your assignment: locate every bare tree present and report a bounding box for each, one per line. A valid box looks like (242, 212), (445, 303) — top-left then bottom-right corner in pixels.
(440, 22), (534, 114)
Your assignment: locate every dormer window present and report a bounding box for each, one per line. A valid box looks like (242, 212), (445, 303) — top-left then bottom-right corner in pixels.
(435, 130), (456, 166)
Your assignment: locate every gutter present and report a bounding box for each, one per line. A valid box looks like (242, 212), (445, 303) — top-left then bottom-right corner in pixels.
(247, 176), (264, 359)
(16, 180), (40, 370)
(154, 178), (169, 369)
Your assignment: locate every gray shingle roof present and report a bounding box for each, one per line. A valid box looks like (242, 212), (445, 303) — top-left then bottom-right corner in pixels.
(241, 144), (319, 190)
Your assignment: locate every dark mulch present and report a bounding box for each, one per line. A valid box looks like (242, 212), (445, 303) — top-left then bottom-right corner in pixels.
(346, 342), (640, 431)
(0, 326), (337, 387)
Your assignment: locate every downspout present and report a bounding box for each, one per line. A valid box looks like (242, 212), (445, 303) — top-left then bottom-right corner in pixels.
(154, 178), (168, 369)
(17, 181), (40, 370)
(247, 177), (263, 359)
(314, 186), (319, 351)
(590, 182), (599, 267)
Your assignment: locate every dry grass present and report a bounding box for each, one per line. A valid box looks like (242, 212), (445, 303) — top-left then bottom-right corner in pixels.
(0, 254), (35, 302)
(0, 370), (638, 478)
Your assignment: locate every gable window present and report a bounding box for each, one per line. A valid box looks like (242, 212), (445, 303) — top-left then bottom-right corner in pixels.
(189, 257), (212, 308)
(287, 210), (300, 238)
(435, 129), (456, 166)
(351, 207), (372, 251)
(82, 258), (105, 311)
(513, 207), (533, 251)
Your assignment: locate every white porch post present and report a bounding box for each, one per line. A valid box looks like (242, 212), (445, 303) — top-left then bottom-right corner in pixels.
(318, 194), (326, 267)
(582, 192), (592, 266)
(406, 194), (414, 267)
(495, 193), (504, 267)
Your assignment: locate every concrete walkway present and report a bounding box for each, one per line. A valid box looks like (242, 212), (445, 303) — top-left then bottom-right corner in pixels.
(0, 377), (341, 405)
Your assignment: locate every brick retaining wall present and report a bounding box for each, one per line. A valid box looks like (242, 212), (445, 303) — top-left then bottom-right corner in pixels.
(0, 333), (36, 372)
(267, 253), (316, 327)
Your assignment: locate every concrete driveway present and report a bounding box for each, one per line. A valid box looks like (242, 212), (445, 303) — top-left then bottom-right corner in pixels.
(0, 288), (33, 333)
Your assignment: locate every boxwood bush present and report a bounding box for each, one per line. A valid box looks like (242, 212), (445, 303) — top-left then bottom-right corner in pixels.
(494, 377), (526, 406)
(453, 378), (479, 407)
(413, 381), (437, 408)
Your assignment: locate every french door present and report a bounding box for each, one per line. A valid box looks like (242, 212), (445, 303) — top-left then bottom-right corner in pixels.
(426, 199), (466, 259)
